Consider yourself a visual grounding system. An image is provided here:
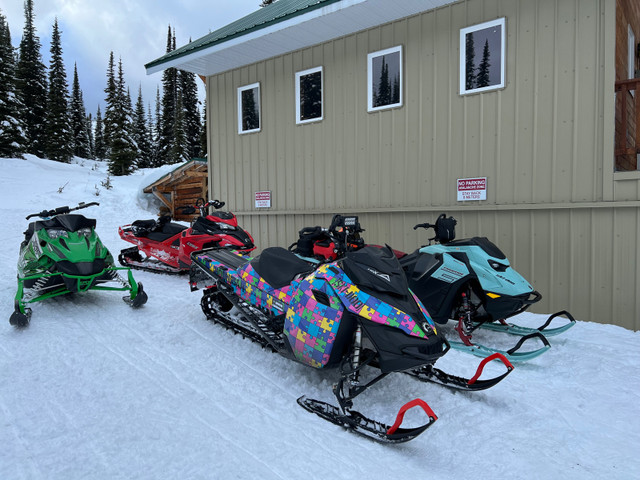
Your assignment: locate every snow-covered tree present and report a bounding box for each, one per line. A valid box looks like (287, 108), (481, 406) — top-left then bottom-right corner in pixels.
(158, 25), (178, 164)
(169, 91), (189, 164)
(44, 18), (72, 163)
(179, 66), (202, 159)
(107, 59), (137, 175)
(133, 85), (152, 168)
(71, 63), (91, 158)
(0, 11), (27, 158)
(102, 51), (117, 156)
(15, 0), (47, 157)
(94, 105), (106, 160)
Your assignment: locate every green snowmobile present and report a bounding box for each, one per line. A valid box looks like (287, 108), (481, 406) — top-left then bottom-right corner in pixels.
(10, 202), (148, 327)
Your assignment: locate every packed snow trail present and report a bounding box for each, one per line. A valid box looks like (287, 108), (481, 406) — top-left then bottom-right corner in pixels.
(0, 157), (639, 479)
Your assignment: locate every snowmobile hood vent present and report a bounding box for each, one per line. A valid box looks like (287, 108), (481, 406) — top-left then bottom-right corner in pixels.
(342, 245), (409, 297)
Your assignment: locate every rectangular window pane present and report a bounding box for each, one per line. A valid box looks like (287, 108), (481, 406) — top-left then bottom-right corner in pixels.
(460, 18), (506, 95)
(296, 67), (323, 124)
(238, 83), (261, 134)
(368, 46), (402, 112)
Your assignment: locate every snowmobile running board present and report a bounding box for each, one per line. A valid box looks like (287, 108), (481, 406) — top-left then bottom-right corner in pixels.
(297, 396), (438, 444)
(449, 332), (551, 362)
(478, 310), (576, 337)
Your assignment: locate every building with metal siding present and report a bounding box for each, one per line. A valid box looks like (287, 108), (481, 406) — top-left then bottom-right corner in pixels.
(147, 0), (640, 330)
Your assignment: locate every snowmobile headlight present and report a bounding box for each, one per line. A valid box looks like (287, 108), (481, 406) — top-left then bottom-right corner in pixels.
(77, 227), (93, 237)
(48, 229), (69, 239)
(488, 260), (507, 272)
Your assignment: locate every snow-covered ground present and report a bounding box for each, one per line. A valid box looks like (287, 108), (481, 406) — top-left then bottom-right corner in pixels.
(1, 156), (638, 479)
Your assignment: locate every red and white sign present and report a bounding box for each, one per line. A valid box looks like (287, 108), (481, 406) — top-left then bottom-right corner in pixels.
(255, 191), (271, 208)
(457, 177), (487, 201)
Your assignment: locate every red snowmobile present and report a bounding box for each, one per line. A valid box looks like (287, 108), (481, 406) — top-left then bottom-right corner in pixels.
(118, 199), (255, 274)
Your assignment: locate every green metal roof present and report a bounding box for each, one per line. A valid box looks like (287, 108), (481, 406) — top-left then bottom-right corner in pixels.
(145, 0), (343, 72)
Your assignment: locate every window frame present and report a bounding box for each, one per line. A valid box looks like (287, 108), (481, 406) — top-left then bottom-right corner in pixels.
(367, 45), (403, 113)
(459, 17), (506, 95)
(237, 82), (261, 135)
(295, 66), (324, 125)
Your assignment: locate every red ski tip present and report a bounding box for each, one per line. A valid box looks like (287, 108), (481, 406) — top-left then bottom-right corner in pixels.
(468, 352), (514, 385)
(386, 398), (438, 435)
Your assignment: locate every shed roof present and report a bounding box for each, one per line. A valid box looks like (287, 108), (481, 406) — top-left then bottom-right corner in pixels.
(142, 158), (207, 193)
(146, 0), (458, 77)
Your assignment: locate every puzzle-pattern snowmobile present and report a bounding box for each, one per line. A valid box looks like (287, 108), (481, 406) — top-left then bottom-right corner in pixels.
(189, 221), (513, 443)
(118, 199), (255, 274)
(11, 202), (147, 327)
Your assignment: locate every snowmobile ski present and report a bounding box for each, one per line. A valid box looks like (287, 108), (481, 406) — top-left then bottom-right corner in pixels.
(297, 396), (437, 444)
(448, 332), (551, 362)
(477, 310), (576, 337)
(406, 352), (514, 390)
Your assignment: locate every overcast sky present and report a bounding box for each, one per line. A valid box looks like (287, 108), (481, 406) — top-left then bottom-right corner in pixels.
(2, 0), (260, 116)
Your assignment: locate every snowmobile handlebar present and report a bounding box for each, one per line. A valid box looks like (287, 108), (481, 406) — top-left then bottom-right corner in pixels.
(26, 201), (99, 220)
(413, 222), (434, 231)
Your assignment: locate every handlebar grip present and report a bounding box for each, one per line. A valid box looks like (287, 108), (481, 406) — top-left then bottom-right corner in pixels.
(413, 223), (431, 230)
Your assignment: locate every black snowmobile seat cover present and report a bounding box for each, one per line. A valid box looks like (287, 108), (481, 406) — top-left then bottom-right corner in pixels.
(250, 246), (314, 289)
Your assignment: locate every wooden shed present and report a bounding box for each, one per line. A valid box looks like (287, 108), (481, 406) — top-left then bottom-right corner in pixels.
(143, 159), (208, 221)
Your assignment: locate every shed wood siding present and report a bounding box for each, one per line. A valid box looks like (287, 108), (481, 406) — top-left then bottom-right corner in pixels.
(207, 0), (640, 330)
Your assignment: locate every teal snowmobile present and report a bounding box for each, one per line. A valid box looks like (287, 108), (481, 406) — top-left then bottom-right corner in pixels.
(11, 202), (148, 327)
(398, 214), (575, 361)
(190, 223), (513, 443)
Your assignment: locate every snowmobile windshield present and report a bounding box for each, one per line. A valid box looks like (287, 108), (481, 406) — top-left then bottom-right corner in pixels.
(34, 214), (96, 233)
(341, 245), (423, 319)
(342, 246), (410, 297)
(448, 237), (506, 260)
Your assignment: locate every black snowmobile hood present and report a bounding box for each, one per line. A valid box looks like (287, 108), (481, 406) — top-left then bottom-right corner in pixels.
(341, 245), (409, 297)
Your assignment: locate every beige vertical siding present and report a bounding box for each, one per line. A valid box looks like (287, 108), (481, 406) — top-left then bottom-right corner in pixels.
(206, 0), (640, 330)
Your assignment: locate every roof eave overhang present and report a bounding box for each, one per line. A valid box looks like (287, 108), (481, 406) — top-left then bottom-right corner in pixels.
(146, 0), (458, 77)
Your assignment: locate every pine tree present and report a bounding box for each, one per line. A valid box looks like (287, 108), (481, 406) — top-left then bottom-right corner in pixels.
(375, 56), (391, 107)
(169, 91), (189, 163)
(179, 67), (201, 158)
(44, 18), (72, 163)
(94, 105), (105, 159)
(476, 39), (491, 88)
(86, 113), (94, 158)
(158, 25), (178, 164)
(133, 86), (152, 168)
(102, 51), (117, 156)
(0, 11), (27, 158)
(15, 0), (48, 157)
(465, 32), (476, 90)
(107, 58), (137, 175)
(150, 87), (162, 167)
(70, 63), (91, 158)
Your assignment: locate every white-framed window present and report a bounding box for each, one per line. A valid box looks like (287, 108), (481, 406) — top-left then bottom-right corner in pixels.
(237, 83), (261, 134)
(459, 18), (506, 95)
(367, 46), (403, 112)
(295, 66), (323, 124)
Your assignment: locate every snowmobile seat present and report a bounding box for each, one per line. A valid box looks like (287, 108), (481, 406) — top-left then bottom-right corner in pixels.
(250, 247), (314, 289)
